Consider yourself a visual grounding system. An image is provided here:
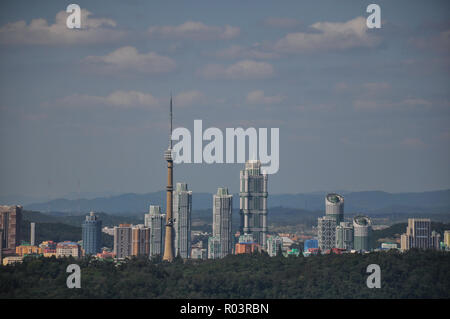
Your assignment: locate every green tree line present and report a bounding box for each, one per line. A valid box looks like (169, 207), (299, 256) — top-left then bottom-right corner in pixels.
(0, 250), (448, 298)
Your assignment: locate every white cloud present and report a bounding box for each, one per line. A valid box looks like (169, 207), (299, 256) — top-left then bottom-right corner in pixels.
(0, 9), (124, 45)
(50, 91), (161, 109)
(48, 90), (208, 109)
(148, 21), (239, 40)
(264, 17), (301, 28)
(212, 44), (279, 59)
(246, 90), (284, 105)
(174, 90), (206, 107)
(106, 91), (160, 108)
(274, 17), (380, 53)
(84, 46), (176, 73)
(353, 98), (432, 111)
(362, 82), (391, 92)
(198, 60), (274, 79)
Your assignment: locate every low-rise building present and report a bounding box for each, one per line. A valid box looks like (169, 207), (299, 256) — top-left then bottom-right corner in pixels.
(40, 241), (57, 257)
(235, 242), (261, 254)
(191, 247), (207, 259)
(2, 255), (23, 266)
(16, 244), (42, 256)
(381, 242), (398, 250)
(444, 230), (450, 249)
(280, 236), (294, 251)
(56, 241), (81, 258)
(283, 248), (300, 257)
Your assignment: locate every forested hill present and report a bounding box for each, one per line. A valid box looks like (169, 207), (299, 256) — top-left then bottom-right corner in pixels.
(0, 250), (449, 298)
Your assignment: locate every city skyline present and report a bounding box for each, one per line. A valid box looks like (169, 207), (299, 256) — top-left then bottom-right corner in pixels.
(0, 1), (449, 200)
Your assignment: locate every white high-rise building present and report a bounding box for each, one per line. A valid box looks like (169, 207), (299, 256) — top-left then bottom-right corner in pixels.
(173, 183), (192, 259)
(211, 187), (233, 259)
(113, 224), (132, 259)
(335, 222), (354, 250)
(266, 235), (283, 257)
(353, 215), (372, 252)
(208, 236), (221, 259)
(145, 205), (165, 257)
(325, 193), (344, 225)
(30, 222), (36, 246)
(239, 160), (268, 249)
(400, 218), (440, 251)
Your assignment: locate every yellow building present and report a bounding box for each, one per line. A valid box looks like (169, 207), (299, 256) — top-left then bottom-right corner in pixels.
(16, 245), (42, 256)
(3, 255), (23, 266)
(445, 230), (450, 248)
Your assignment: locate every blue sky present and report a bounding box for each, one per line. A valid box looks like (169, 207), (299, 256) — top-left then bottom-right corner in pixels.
(0, 0), (449, 200)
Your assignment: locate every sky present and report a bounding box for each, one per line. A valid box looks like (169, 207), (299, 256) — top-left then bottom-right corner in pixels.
(0, 0), (449, 201)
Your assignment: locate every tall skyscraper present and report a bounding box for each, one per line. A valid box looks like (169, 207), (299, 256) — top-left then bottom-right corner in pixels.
(173, 182), (192, 259)
(335, 221), (354, 250)
(353, 215), (372, 251)
(163, 95), (175, 262)
(211, 187), (233, 258)
(146, 205), (165, 257)
(82, 211), (102, 255)
(30, 222), (36, 246)
(317, 216), (336, 251)
(132, 225), (150, 256)
(400, 218), (439, 250)
(325, 193), (344, 225)
(239, 160), (268, 249)
(113, 224), (132, 259)
(0, 205), (22, 253)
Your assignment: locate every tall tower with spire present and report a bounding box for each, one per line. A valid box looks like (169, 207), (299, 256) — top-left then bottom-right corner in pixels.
(163, 95), (175, 262)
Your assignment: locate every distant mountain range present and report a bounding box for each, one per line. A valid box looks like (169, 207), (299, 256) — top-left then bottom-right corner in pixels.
(20, 189), (450, 215)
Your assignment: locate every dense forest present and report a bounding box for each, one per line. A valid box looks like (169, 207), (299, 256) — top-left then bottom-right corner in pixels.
(0, 249), (448, 298)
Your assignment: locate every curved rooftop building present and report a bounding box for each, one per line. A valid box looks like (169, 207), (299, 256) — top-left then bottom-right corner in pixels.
(325, 193), (344, 224)
(353, 215), (372, 251)
(82, 211), (102, 255)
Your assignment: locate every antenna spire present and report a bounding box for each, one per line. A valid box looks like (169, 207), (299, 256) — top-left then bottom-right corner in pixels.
(169, 93), (173, 149)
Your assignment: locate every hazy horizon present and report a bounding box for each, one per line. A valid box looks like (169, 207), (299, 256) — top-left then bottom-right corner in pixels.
(1, 1), (449, 199)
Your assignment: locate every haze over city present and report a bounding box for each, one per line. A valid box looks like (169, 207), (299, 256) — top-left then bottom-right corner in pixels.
(0, 0), (449, 201)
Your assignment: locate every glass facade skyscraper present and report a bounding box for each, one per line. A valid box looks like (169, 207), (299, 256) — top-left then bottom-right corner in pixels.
(211, 187), (233, 259)
(239, 160), (268, 249)
(82, 211), (102, 255)
(335, 221), (354, 250)
(353, 215), (372, 251)
(173, 183), (192, 259)
(145, 205), (165, 257)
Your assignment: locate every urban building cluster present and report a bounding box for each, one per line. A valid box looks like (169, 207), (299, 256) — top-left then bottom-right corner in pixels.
(313, 193), (374, 256)
(0, 205), (86, 265)
(1, 100), (449, 266)
(1, 182), (450, 266)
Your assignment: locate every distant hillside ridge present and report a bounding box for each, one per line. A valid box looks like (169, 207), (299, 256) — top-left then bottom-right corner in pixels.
(21, 189), (450, 215)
